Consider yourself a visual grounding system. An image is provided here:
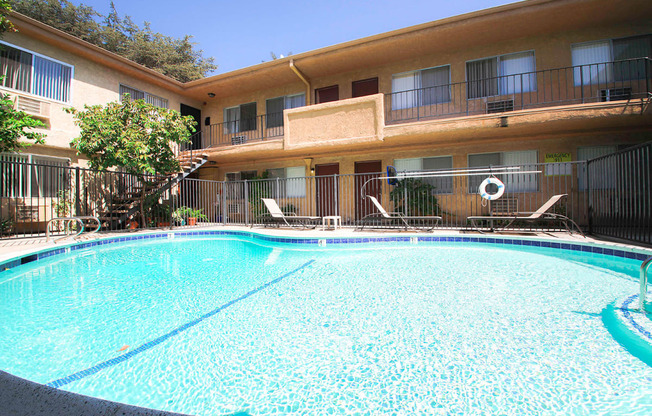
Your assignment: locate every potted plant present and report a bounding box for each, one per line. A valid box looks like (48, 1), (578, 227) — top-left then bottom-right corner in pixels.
(172, 207), (208, 226)
(187, 208), (208, 226)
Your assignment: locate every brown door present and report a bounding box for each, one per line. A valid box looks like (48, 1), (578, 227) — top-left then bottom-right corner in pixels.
(355, 160), (382, 220)
(315, 163), (339, 216)
(352, 78), (379, 98)
(315, 85), (339, 104)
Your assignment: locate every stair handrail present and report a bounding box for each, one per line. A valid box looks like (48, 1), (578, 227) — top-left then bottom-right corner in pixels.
(640, 256), (652, 311)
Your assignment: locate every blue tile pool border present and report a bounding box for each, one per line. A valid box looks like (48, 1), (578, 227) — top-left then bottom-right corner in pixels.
(1, 230), (651, 273)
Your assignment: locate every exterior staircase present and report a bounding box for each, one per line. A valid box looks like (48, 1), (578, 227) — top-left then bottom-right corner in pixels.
(97, 151), (209, 230)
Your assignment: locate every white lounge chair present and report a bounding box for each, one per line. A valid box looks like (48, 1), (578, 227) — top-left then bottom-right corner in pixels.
(260, 198), (320, 228)
(468, 194), (584, 236)
(358, 195), (442, 231)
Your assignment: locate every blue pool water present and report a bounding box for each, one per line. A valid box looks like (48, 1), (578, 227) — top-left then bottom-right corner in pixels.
(0, 235), (651, 415)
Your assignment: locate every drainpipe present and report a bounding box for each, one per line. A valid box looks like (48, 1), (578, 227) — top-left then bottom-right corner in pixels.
(290, 59), (311, 105)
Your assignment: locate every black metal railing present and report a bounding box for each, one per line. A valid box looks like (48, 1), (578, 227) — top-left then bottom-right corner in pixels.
(2, 150), (651, 246)
(0, 159), (174, 239)
(587, 141), (652, 246)
(385, 58), (651, 124)
(181, 113), (285, 152)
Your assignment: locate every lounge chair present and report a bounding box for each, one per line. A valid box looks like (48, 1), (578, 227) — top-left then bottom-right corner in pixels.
(467, 194), (585, 236)
(259, 198), (320, 229)
(358, 195), (442, 231)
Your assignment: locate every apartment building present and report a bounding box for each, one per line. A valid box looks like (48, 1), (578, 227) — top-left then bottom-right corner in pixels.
(178, 0), (651, 185)
(1, 0), (650, 226)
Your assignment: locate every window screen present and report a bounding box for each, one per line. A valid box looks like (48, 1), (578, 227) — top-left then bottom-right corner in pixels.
(0, 42), (73, 102)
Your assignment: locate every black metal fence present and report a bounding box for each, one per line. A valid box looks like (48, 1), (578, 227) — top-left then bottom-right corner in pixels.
(0, 159), (174, 239)
(385, 58), (651, 124)
(171, 162), (587, 232)
(587, 141), (651, 245)
(1, 147), (650, 246)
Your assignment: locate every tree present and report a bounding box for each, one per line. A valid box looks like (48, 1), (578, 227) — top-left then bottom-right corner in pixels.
(0, 1), (45, 152)
(390, 178), (440, 216)
(11, 0), (217, 82)
(66, 97), (196, 227)
(66, 97), (195, 175)
(0, 91), (46, 152)
(0, 0), (15, 33)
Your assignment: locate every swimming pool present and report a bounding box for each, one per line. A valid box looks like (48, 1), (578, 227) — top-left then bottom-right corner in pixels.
(1, 231), (651, 415)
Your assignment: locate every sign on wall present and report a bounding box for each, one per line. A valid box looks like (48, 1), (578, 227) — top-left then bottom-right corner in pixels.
(544, 152), (572, 176)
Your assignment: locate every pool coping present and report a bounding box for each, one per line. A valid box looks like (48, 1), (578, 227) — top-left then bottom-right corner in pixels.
(1, 226), (651, 416)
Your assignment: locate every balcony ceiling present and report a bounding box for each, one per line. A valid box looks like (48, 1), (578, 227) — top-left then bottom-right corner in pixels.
(184, 0), (652, 100)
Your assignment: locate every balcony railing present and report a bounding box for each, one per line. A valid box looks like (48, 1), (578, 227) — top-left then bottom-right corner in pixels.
(385, 58), (652, 124)
(184, 113), (284, 151)
(180, 58), (651, 153)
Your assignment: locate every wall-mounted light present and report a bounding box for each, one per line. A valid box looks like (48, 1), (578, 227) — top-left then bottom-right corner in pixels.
(207, 92), (216, 98)
(310, 168), (315, 175)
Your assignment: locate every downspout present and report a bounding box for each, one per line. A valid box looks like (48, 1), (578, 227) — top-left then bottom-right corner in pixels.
(289, 59), (311, 105)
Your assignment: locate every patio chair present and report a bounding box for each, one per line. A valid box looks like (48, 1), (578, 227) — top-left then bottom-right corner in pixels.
(259, 198), (320, 229)
(467, 194), (585, 236)
(358, 195), (442, 231)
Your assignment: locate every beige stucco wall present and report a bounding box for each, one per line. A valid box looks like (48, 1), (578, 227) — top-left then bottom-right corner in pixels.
(200, 21), (651, 128)
(284, 94), (384, 150)
(1, 32), (201, 164)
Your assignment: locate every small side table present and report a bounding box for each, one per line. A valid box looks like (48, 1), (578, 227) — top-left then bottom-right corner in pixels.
(322, 215), (342, 231)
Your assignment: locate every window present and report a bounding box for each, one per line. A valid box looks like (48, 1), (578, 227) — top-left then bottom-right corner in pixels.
(1, 153), (70, 198)
(466, 51), (536, 98)
(572, 35), (651, 85)
(468, 150), (538, 193)
(225, 170), (257, 200)
(394, 156), (454, 194)
(266, 166), (306, 198)
(224, 102), (257, 134)
(266, 93), (305, 128)
(315, 85), (339, 104)
(119, 84), (168, 109)
(225, 171), (257, 181)
(0, 42), (73, 102)
(392, 65), (450, 109)
(577, 146), (617, 190)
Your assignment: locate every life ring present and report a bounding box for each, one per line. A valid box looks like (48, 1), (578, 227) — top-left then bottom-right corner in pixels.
(478, 177), (505, 200)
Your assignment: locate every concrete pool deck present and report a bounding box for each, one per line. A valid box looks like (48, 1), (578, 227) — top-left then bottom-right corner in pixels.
(0, 225), (649, 416)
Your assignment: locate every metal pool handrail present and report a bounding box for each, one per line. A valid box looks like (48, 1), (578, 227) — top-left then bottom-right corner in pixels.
(46, 216), (101, 243)
(640, 256), (652, 311)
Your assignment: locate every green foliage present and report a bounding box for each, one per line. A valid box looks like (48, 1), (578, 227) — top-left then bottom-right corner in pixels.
(53, 189), (72, 217)
(0, 216), (12, 235)
(390, 178), (440, 216)
(281, 204), (296, 214)
(0, 0), (15, 34)
(0, 87), (45, 152)
(12, 0), (217, 82)
(172, 206), (207, 224)
(66, 97), (195, 175)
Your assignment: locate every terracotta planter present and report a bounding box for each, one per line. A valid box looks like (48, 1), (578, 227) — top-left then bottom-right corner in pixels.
(157, 222), (170, 227)
(188, 217), (197, 226)
(128, 221), (138, 230)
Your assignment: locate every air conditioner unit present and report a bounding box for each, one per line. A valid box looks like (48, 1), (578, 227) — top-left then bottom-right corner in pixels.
(600, 87), (632, 102)
(227, 203), (241, 214)
(487, 99), (514, 114)
(16, 95), (51, 119)
(231, 135), (247, 145)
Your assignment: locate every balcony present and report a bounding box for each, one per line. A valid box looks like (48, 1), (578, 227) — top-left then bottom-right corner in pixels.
(186, 113), (285, 150)
(385, 58), (651, 124)
(186, 58), (651, 154)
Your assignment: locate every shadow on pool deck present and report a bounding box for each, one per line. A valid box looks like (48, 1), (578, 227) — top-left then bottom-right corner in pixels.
(0, 370), (190, 416)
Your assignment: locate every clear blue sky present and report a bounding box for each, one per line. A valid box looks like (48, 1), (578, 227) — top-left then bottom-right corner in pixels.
(73, 0), (519, 75)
